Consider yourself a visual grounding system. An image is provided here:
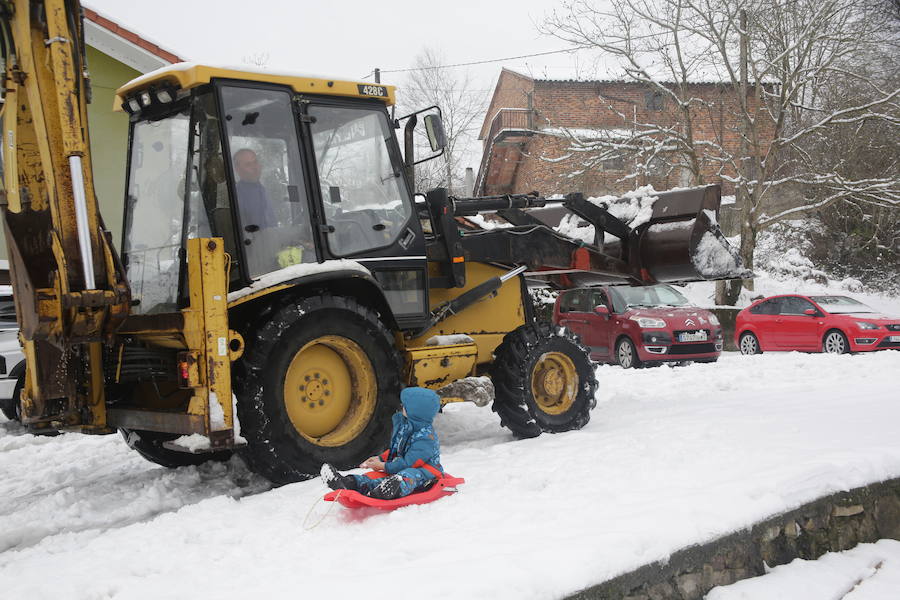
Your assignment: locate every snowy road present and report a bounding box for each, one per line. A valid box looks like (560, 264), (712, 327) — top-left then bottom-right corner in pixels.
(1, 351), (899, 599)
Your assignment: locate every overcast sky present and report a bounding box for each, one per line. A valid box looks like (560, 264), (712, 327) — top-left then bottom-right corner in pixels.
(84, 1), (606, 86)
(84, 0), (611, 173)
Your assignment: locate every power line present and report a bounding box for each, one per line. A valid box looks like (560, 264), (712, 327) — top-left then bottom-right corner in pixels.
(363, 0), (813, 80)
(360, 45), (593, 80)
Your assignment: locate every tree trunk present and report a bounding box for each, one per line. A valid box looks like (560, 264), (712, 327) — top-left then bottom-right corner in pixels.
(715, 199), (756, 306)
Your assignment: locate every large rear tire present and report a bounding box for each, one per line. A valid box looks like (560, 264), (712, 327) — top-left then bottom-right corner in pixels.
(235, 295), (401, 485)
(491, 323), (597, 439)
(120, 429), (234, 468)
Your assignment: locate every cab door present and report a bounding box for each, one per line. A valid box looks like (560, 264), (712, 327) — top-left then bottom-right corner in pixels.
(302, 99), (429, 329)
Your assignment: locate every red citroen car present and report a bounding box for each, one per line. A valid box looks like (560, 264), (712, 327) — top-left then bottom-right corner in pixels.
(735, 294), (900, 355)
(553, 284), (723, 368)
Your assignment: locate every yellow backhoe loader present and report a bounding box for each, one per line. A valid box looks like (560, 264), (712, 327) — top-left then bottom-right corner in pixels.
(0, 0), (748, 483)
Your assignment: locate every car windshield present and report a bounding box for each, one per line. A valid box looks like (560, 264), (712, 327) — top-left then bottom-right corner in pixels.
(611, 284), (690, 309)
(810, 295), (875, 314)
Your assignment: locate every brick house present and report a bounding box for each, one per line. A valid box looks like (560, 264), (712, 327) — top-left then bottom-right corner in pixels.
(474, 69), (771, 202)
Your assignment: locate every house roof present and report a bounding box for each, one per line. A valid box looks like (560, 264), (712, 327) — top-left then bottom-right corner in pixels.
(83, 7), (184, 73)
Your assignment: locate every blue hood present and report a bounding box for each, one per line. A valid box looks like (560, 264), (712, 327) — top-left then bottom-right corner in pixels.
(400, 387), (440, 430)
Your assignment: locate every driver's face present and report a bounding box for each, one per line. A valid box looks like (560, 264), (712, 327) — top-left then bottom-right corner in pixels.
(234, 150), (262, 182)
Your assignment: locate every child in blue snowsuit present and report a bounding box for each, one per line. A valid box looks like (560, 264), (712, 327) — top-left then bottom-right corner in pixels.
(321, 386), (443, 500)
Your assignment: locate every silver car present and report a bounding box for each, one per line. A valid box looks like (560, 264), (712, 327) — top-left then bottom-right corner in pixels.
(0, 270), (23, 420)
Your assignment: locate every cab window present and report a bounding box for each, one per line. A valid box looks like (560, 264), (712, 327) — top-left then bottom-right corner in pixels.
(220, 85), (316, 278)
(307, 104), (412, 257)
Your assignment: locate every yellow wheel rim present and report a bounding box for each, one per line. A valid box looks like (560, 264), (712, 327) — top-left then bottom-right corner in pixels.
(530, 352), (578, 415)
(283, 335), (376, 446)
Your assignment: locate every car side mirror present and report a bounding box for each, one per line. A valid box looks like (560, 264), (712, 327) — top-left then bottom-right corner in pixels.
(594, 305), (610, 318)
(804, 308), (817, 316)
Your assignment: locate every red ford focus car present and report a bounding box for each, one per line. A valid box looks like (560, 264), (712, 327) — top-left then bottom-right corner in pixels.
(553, 284), (723, 368)
(735, 294), (900, 355)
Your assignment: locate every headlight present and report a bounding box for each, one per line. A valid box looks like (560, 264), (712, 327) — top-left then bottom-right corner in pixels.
(708, 313), (720, 326)
(856, 321), (879, 330)
(631, 317), (666, 328)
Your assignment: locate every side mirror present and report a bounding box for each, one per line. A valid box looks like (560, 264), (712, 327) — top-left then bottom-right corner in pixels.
(594, 305), (610, 318)
(804, 308), (817, 316)
(424, 114), (447, 152)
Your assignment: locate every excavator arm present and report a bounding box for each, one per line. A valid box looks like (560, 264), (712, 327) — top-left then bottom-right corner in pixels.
(0, 0), (130, 430)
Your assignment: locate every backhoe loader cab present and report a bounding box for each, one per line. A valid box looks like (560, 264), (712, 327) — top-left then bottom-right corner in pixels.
(119, 67), (429, 327)
(3, 2), (746, 486)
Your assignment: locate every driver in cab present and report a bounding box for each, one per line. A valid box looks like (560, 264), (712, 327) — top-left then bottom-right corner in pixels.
(233, 148), (277, 230)
(233, 148), (311, 269)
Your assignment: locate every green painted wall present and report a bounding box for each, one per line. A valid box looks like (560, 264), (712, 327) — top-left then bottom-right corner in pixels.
(85, 46), (141, 252)
(0, 46), (140, 259)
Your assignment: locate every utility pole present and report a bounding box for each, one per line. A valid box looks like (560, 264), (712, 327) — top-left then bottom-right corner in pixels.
(374, 68), (381, 84)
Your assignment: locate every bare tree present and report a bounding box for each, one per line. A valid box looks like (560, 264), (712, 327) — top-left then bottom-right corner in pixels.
(544, 0), (900, 304)
(397, 48), (488, 194)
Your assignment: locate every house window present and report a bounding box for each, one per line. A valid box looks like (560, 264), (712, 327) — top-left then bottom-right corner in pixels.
(645, 91), (665, 111)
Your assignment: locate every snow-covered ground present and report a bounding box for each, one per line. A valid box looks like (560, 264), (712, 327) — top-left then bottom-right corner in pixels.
(709, 539), (900, 600)
(1, 350), (899, 599)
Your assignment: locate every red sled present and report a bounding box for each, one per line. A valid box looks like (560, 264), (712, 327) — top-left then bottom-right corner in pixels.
(324, 473), (465, 510)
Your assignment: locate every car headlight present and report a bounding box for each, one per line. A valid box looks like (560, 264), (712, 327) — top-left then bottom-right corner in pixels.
(856, 321), (879, 330)
(631, 317), (666, 328)
(708, 314), (720, 326)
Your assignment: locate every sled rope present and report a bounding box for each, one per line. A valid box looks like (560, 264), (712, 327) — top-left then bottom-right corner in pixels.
(302, 489), (341, 530)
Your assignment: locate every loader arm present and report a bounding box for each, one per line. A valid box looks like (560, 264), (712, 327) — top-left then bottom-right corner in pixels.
(0, 0), (130, 429)
(427, 184), (749, 290)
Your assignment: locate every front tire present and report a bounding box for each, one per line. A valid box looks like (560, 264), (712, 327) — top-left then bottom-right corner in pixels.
(235, 295), (401, 485)
(615, 337), (642, 369)
(491, 323), (597, 439)
(739, 332), (762, 355)
(823, 330), (849, 354)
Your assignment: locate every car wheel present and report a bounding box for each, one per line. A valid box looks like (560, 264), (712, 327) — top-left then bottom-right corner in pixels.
(1, 372), (24, 421)
(823, 330), (849, 354)
(739, 332), (761, 355)
(615, 337), (641, 369)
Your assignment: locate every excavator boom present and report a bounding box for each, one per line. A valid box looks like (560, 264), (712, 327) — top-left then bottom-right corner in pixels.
(1, 0), (129, 429)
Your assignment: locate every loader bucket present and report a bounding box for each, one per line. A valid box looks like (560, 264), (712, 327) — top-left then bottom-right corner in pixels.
(634, 186), (749, 283)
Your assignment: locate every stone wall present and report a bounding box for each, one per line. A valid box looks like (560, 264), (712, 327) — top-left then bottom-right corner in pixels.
(567, 477), (900, 600)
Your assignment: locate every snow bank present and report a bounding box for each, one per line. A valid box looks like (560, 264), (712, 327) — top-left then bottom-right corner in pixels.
(709, 539), (900, 600)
